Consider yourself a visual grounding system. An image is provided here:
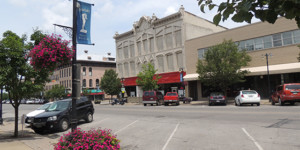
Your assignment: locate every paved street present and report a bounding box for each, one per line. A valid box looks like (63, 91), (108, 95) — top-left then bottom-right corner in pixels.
(1, 102), (300, 150)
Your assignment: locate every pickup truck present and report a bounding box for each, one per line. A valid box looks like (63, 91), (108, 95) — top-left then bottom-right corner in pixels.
(164, 92), (180, 106)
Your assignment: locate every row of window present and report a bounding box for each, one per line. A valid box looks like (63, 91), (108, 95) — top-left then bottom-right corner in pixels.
(82, 79), (100, 88)
(118, 52), (183, 77)
(60, 68), (71, 78)
(198, 29), (300, 59)
(82, 67), (92, 76)
(60, 80), (71, 88)
(118, 30), (182, 60)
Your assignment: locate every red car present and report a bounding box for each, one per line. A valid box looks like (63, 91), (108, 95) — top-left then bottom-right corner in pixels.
(271, 83), (300, 106)
(164, 92), (180, 106)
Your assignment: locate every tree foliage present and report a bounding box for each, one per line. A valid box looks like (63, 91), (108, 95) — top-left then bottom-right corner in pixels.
(196, 40), (251, 94)
(136, 63), (161, 91)
(198, 0), (300, 28)
(45, 85), (66, 101)
(100, 69), (121, 98)
(0, 30), (50, 137)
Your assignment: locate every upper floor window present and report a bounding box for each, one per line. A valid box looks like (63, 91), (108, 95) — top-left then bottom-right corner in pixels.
(83, 67), (86, 76)
(198, 48), (207, 59)
(89, 79), (93, 87)
(82, 79), (86, 88)
(89, 67), (92, 76)
(96, 79), (100, 87)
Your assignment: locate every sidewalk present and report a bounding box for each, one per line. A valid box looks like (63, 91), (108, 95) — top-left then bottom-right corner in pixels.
(0, 121), (35, 150)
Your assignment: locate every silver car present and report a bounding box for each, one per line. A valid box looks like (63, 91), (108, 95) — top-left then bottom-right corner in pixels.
(235, 90), (261, 106)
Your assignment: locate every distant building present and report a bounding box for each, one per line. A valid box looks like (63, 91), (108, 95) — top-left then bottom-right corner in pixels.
(44, 51), (116, 100)
(185, 17), (300, 100)
(114, 5), (226, 98)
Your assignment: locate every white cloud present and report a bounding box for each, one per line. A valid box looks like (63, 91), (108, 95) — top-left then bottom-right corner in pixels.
(8, 0), (27, 7)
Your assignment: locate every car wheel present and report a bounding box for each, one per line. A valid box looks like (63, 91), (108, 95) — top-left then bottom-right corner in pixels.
(279, 98), (284, 106)
(271, 100), (275, 105)
(165, 103), (168, 106)
(176, 102), (179, 106)
(290, 102), (295, 105)
(209, 102), (212, 106)
(235, 100), (237, 106)
(85, 112), (93, 123)
(251, 104), (253, 106)
(151, 104), (153, 106)
(59, 118), (69, 132)
(144, 104), (147, 106)
(239, 100), (242, 106)
(257, 103), (260, 106)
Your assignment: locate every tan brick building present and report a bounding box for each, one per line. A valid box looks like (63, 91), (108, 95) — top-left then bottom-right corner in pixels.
(184, 18), (300, 100)
(45, 52), (116, 100)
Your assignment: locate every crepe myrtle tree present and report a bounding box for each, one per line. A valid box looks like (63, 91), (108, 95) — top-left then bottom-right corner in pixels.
(198, 0), (300, 28)
(196, 40), (251, 96)
(136, 63), (161, 91)
(0, 30), (50, 137)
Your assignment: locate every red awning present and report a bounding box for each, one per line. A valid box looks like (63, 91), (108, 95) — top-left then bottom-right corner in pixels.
(123, 71), (186, 86)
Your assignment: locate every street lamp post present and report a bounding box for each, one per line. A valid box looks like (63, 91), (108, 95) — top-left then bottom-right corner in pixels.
(263, 53), (272, 101)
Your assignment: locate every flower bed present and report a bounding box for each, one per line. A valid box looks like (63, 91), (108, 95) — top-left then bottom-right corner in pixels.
(28, 34), (74, 71)
(54, 128), (120, 150)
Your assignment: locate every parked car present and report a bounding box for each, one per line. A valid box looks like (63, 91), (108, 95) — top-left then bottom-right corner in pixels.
(26, 99), (35, 104)
(271, 83), (300, 106)
(164, 92), (180, 106)
(25, 102), (53, 125)
(143, 91), (164, 106)
(28, 97), (94, 134)
(235, 90), (260, 106)
(208, 92), (226, 106)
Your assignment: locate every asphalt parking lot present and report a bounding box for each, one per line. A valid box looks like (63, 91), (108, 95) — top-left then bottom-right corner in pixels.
(1, 101), (300, 150)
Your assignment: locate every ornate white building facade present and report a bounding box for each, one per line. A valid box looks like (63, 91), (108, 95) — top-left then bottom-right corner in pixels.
(114, 6), (226, 97)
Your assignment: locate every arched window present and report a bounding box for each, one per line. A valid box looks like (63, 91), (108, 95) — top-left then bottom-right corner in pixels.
(96, 79), (100, 87)
(82, 79), (86, 88)
(89, 67), (92, 76)
(83, 67), (86, 76)
(89, 79), (93, 88)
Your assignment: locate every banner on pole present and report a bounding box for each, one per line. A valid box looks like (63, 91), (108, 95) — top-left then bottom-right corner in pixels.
(76, 1), (92, 44)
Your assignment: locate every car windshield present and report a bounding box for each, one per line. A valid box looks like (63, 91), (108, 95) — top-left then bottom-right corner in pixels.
(166, 93), (176, 96)
(210, 93), (223, 96)
(242, 90), (257, 94)
(285, 85), (300, 90)
(37, 103), (51, 110)
(46, 101), (70, 112)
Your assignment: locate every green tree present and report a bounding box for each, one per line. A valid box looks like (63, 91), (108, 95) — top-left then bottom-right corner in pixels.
(0, 30), (50, 137)
(196, 40), (251, 95)
(100, 69), (121, 101)
(45, 85), (66, 101)
(198, 0), (300, 28)
(136, 63), (161, 91)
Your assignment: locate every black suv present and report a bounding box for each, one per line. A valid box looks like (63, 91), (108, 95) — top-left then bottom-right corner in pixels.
(29, 97), (94, 133)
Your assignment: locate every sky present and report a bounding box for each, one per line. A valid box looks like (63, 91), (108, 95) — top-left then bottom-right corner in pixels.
(0, 0), (259, 59)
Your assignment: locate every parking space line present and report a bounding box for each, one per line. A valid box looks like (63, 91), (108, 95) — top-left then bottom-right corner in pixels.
(114, 120), (138, 134)
(162, 123), (180, 150)
(242, 128), (263, 150)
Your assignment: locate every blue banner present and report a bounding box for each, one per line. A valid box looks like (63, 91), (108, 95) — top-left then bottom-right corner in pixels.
(77, 1), (92, 44)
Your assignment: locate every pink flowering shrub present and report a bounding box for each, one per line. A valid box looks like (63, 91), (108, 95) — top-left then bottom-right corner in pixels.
(54, 128), (121, 150)
(28, 34), (74, 71)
